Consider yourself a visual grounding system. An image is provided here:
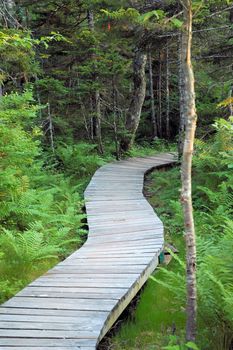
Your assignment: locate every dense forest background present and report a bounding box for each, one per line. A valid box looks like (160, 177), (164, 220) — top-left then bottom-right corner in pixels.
(0, 0), (233, 349)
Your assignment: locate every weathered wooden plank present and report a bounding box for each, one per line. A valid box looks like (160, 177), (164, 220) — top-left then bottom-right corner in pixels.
(29, 276), (138, 284)
(0, 314), (106, 325)
(68, 246), (157, 254)
(0, 307), (108, 319)
(16, 289), (125, 300)
(68, 240), (163, 252)
(72, 247), (158, 255)
(0, 321), (102, 331)
(88, 225), (163, 237)
(1, 348), (94, 350)
(0, 339), (96, 347)
(88, 209), (155, 218)
(4, 298), (117, 312)
(51, 266), (149, 274)
(0, 329), (99, 338)
(86, 200), (147, 208)
(88, 229), (163, 239)
(80, 241), (163, 251)
(62, 252), (155, 260)
(29, 279), (137, 288)
(59, 261), (151, 267)
(63, 255), (157, 262)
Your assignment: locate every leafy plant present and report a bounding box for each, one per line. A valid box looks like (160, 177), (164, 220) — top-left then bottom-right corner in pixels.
(0, 91), (86, 302)
(56, 142), (109, 178)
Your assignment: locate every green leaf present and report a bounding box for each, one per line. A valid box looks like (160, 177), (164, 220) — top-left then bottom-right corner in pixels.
(140, 9), (165, 22)
(185, 342), (199, 350)
(171, 18), (183, 28)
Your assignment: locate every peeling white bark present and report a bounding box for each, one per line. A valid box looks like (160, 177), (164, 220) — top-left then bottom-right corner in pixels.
(180, 0), (197, 345)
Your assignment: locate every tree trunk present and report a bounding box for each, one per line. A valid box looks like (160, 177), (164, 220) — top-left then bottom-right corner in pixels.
(165, 43), (170, 139)
(87, 9), (94, 31)
(178, 32), (186, 158)
(229, 85), (233, 117)
(158, 50), (162, 137)
(120, 48), (147, 152)
(112, 77), (120, 160)
(47, 101), (55, 153)
(148, 48), (157, 138)
(1, 0), (19, 28)
(180, 0), (198, 345)
(87, 9), (104, 154)
(6, 0), (15, 10)
(77, 76), (91, 140)
(95, 89), (104, 154)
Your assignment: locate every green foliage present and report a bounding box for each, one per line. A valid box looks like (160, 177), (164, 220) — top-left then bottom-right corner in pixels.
(170, 18), (183, 28)
(56, 142), (109, 178)
(0, 30), (39, 81)
(162, 336), (199, 350)
(126, 140), (176, 158)
(152, 118), (233, 349)
(0, 91), (86, 302)
(101, 6), (183, 32)
(0, 29), (68, 87)
(0, 90), (41, 207)
(139, 10), (166, 23)
(101, 8), (140, 22)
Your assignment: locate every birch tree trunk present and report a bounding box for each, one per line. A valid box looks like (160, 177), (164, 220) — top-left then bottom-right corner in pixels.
(178, 33), (186, 158)
(148, 49), (157, 138)
(180, 0), (198, 345)
(120, 48), (147, 152)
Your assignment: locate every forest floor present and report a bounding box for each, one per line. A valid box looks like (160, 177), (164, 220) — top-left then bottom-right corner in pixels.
(98, 165), (186, 350)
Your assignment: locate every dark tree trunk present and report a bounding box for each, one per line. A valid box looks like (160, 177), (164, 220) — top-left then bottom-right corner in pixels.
(77, 76), (91, 140)
(95, 89), (104, 154)
(87, 9), (94, 30)
(158, 50), (162, 137)
(148, 49), (157, 138)
(229, 85), (233, 117)
(120, 48), (147, 152)
(180, 0), (198, 345)
(87, 9), (104, 154)
(112, 77), (120, 160)
(165, 43), (170, 139)
(1, 0), (19, 28)
(47, 101), (55, 153)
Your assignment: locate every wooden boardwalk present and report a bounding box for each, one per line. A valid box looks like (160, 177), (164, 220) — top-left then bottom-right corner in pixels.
(0, 153), (176, 350)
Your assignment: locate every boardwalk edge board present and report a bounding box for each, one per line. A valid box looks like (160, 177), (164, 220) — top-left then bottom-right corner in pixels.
(0, 152), (176, 350)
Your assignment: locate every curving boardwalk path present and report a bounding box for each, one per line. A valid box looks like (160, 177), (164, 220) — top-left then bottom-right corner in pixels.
(0, 153), (176, 350)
